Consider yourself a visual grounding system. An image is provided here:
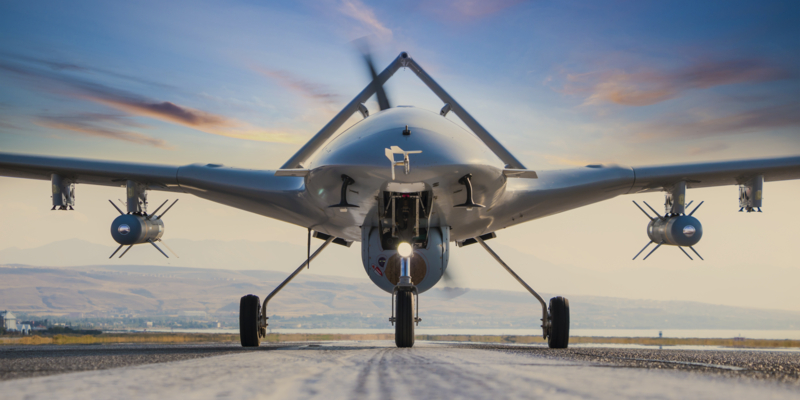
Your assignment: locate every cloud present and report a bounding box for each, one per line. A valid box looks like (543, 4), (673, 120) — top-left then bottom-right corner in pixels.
(565, 59), (794, 106)
(1, 53), (173, 88)
(337, 0), (392, 40)
(421, 0), (527, 22)
(82, 95), (232, 128)
(0, 120), (23, 135)
(0, 61), (302, 144)
(686, 142), (731, 155)
(631, 102), (800, 140)
(254, 68), (341, 105)
(34, 114), (171, 149)
(541, 154), (600, 167)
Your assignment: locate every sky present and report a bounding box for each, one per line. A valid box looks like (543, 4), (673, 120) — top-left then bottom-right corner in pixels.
(1, 1), (799, 311)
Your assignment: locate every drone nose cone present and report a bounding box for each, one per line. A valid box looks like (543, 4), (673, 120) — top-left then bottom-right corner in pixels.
(111, 214), (142, 245)
(670, 215), (702, 246)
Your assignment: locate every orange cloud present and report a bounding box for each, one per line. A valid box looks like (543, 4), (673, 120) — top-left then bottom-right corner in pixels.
(254, 68), (341, 105)
(686, 142), (731, 155)
(630, 102), (800, 140)
(0, 61), (303, 144)
(35, 115), (171, 149)
(80, 95), (301, 144)
(565, 59), (793, 106)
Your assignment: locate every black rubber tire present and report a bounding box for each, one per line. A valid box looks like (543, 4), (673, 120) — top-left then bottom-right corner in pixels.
(240, 294), (261, 347)
(395, 290), (415, 348)
(547, 296), (570, 349)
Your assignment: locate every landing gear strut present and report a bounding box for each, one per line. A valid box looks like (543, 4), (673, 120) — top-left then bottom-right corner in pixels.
(476, 237), (570, 349)
(238, 235), (335, 347)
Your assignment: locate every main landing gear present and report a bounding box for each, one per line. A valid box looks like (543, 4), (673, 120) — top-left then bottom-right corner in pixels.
(239, 235), (335, 347)
(239, 294), (262, 347)
(476, 237), (570, 349)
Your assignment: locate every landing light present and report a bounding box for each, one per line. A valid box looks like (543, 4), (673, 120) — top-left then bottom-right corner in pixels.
(397, 242), (413, 258)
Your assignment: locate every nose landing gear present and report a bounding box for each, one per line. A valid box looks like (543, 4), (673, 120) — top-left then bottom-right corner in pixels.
(390, 244), (420, 348)
(392, 289), (418, 348)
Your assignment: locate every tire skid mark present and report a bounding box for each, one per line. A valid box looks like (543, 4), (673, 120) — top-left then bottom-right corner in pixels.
(352, 348), (387, 399)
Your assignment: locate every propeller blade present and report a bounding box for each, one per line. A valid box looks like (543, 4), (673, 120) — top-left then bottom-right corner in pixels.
(437, 264), (469, 300)
(159, 240), (179, 258)
(632, 201), (655, 220)
(149, 199), (169, 220)
(118, 245), (133, 258)
(157, 199), (179, 219)
(678, 246), (694, 260)
(109, 244), (124, 258)
(642, 242), (663, 260)
(148, 239), (169, 258)
(109, 200), (124, 215)
(356, 38), (390, 111)
(689, 246), (704, 261)
(632, 241), (653, 260)
(688, 201), (704, 216)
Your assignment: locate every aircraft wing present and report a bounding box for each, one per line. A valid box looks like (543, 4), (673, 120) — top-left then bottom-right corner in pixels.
(628, 155), (800, 193)
(0, 152), (324, 227)
(491, 155), (800, 232)
(0, 152), (182, 190)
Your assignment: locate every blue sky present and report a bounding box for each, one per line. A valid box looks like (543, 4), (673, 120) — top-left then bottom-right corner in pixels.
(1, 1), (799, 309)
(1, 0), (797, 169)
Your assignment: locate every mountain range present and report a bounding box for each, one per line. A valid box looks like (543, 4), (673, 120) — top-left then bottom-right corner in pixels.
(1, 261), (798, 330)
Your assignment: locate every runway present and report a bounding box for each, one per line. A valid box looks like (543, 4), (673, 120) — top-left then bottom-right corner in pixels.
(1, 341), (798, 399)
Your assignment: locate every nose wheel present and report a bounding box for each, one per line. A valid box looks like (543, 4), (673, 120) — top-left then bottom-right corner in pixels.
(393, 290), (417, 348)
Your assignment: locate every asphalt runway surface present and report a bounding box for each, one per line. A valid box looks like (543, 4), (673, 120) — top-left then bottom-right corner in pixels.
(1, 341), (798, 399)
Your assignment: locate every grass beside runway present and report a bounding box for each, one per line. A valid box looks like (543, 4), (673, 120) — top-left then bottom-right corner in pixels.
(2, 333), (799, 348)
(0, 333), (239, 345)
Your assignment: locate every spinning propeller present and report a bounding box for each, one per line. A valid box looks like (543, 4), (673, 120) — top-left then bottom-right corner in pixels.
(356, 38), (391, 111)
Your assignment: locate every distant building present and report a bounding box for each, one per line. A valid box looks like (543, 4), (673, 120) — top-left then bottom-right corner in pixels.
(19, 324), (31, 335)
(1, 310), (18, 331)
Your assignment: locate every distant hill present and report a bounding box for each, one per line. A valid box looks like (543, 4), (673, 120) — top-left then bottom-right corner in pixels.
(1, 263), (798, 330)
(3, 238), (800, 316)
(0, 238), (353, 271)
